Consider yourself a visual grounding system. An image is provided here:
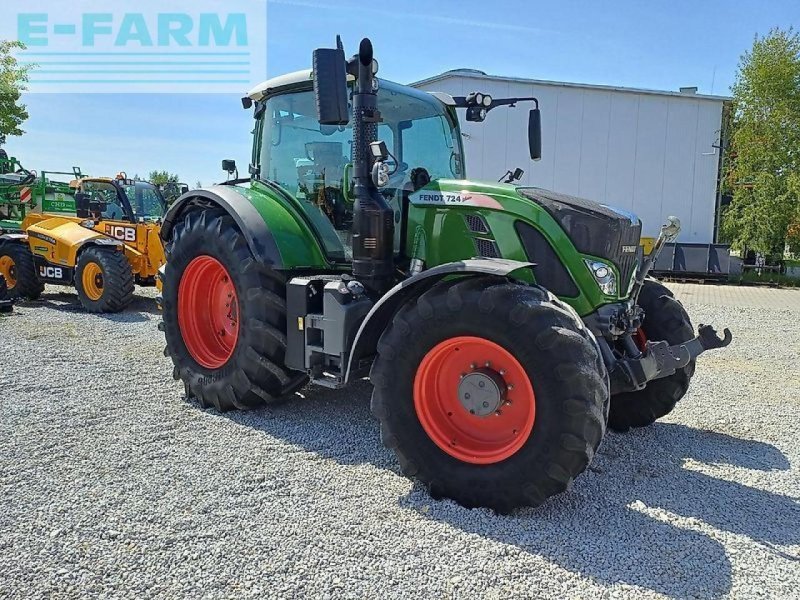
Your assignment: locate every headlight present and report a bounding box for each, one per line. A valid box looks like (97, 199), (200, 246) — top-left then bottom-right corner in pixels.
(585, 259), (617, 296)
(482, 94), (492, 107)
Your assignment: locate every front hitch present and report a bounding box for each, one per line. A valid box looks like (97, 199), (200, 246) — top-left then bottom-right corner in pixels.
(609, 324), (733, 394)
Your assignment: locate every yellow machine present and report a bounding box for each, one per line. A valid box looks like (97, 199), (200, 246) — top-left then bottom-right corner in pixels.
(0, 174), (167, 312)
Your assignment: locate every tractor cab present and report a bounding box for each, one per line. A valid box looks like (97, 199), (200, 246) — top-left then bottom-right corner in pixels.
(248, 72), (466, 260)
(75, 174), (167, 223)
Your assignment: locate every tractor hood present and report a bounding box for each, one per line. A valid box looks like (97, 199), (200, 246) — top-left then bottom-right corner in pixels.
(516, 187), (642, 293)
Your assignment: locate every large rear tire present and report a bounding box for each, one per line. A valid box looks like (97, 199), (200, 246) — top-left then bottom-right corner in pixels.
(0, 242), (44, 300)
(608, 280), (695, 432)
(370, 277), (609, 512)
(161, 209), (307, 411)
(75, 246), (135, 313)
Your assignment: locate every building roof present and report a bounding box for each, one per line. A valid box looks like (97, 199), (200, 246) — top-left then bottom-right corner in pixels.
(412, 69), (731, 102)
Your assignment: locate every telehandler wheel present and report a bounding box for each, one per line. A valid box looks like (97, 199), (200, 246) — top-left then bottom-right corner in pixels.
(0, 242), (43, 300)
(75, 246), (135, 313)
(608, 280), (695, 432)
(161, 209), (307, 411)
(371, 277), (610, 512)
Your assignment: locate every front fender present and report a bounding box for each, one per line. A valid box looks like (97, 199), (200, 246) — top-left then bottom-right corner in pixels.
(344, 258), (534, 382)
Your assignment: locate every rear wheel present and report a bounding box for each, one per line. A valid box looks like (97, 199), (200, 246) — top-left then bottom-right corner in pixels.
(608, 280), (695, 431)
(75, 246), (134, 312)
(371, 277), (609, 512)
(0, 242), (43, 300)
(161, 209), (307, 411)
(0, 274), (11, 312)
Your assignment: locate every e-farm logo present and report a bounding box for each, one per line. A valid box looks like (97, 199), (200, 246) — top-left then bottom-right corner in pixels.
(5, 0), (266, 94)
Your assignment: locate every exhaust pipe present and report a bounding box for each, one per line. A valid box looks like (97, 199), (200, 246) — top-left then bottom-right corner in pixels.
(312, 37), (395, 294)
(349, 38), (395, 294)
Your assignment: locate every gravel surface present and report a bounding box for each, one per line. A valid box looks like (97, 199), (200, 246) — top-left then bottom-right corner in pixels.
(1, 283), (799, 599)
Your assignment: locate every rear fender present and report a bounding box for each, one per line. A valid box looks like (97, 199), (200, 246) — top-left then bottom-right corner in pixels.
(161, 186), (283, 268)
(343, 258), (535, 382)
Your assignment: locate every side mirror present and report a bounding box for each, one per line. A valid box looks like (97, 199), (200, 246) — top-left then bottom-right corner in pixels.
(222, 159), (237, 174)
(312, 47), (349, 125)
(75, 192), (91, 218)
(528, 109), (542, 161)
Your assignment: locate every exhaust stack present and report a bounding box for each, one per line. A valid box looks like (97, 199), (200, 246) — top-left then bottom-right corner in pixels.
(312, 37), (394, 294)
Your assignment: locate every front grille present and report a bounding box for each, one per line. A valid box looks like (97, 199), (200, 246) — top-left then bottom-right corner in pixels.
(517, 187), (642, 296)
(473, 238), (500, 258)
(617, 230), (642, 293)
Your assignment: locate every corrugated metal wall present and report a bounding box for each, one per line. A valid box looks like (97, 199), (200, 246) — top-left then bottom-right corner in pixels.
(413, 75), (726, 243)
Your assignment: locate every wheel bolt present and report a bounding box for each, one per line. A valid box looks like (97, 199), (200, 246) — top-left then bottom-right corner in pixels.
(495, 410), (502, 416)
(485, 361), (491, 367)
(470, 363), (477, 369)
(508, 384), (514, 391)
(499, 369), (506, 376)
(478, 381), (485, 388)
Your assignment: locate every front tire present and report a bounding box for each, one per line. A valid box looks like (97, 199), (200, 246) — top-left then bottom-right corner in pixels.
(608, 280), (695, 431)
(75, 246), (135, 312)
(0, 242), (43, 300)
(161, 209), (307, 411)
(371, 277), (609, 512)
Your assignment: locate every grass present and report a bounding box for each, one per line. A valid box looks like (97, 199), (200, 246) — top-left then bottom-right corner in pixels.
(732, 270), (800, 288)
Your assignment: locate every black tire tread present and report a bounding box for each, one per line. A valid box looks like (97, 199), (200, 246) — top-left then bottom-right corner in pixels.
(608, 279), (695, 431)
(75, 246), (135, 313)
(370, 276), (609, 512)
(0, 242), (44, 300)
(161, 209), (307, 412)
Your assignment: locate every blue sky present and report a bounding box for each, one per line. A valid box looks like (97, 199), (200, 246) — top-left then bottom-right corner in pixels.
(7, 0), (800, 187)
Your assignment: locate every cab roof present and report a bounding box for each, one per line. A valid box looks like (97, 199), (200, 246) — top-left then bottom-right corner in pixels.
(246, 69), (455, 106)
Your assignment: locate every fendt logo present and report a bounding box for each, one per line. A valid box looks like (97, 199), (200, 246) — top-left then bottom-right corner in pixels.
(39, 265), (63, 279)
(105, 225), (136, 242)
(3, 1), (266, 94)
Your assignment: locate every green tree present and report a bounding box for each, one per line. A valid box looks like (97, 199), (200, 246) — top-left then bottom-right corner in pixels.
(0, 40), (32, 141)
(722, 28), (800, 256)
(148, 170), (180, 185)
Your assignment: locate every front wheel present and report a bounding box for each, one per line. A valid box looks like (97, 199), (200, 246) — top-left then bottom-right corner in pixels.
(161, 209), (307, 411)
(370, 277), (609, 512)
(608, 280), (695, 431)
(75, 246), (134, 312)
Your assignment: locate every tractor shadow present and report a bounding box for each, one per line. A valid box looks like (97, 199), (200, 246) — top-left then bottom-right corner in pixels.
(21, 289), (160, 322)
(223, 384), (797, 598)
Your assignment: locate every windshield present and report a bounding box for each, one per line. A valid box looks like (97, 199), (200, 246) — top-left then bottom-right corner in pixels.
(121, 182), (167, 220)
(81, 180), (127, 221)
(258, 81), (463, 258)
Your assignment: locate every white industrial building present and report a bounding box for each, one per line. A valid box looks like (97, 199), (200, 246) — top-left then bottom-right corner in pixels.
(412, 70), (730, 244)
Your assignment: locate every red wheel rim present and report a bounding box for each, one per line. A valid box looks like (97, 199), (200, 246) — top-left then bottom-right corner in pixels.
(413, 336), (536, 465)
(177, 256), (239, 369)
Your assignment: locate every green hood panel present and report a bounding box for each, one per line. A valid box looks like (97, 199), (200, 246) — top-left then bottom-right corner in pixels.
(406, 179), (622, 315)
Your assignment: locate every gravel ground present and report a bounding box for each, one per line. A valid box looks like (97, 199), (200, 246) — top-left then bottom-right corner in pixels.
(1, 283), (799, 599)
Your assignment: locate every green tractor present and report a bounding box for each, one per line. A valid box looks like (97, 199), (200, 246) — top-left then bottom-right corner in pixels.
(160, 38), (731, 511)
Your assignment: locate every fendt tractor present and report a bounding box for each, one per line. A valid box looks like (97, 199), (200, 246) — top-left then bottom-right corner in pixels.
(0, 172), (167, 312)
(160, 38), (732, 511)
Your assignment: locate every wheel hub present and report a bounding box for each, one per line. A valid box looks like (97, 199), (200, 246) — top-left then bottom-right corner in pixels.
(457, 368), (507, 417)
